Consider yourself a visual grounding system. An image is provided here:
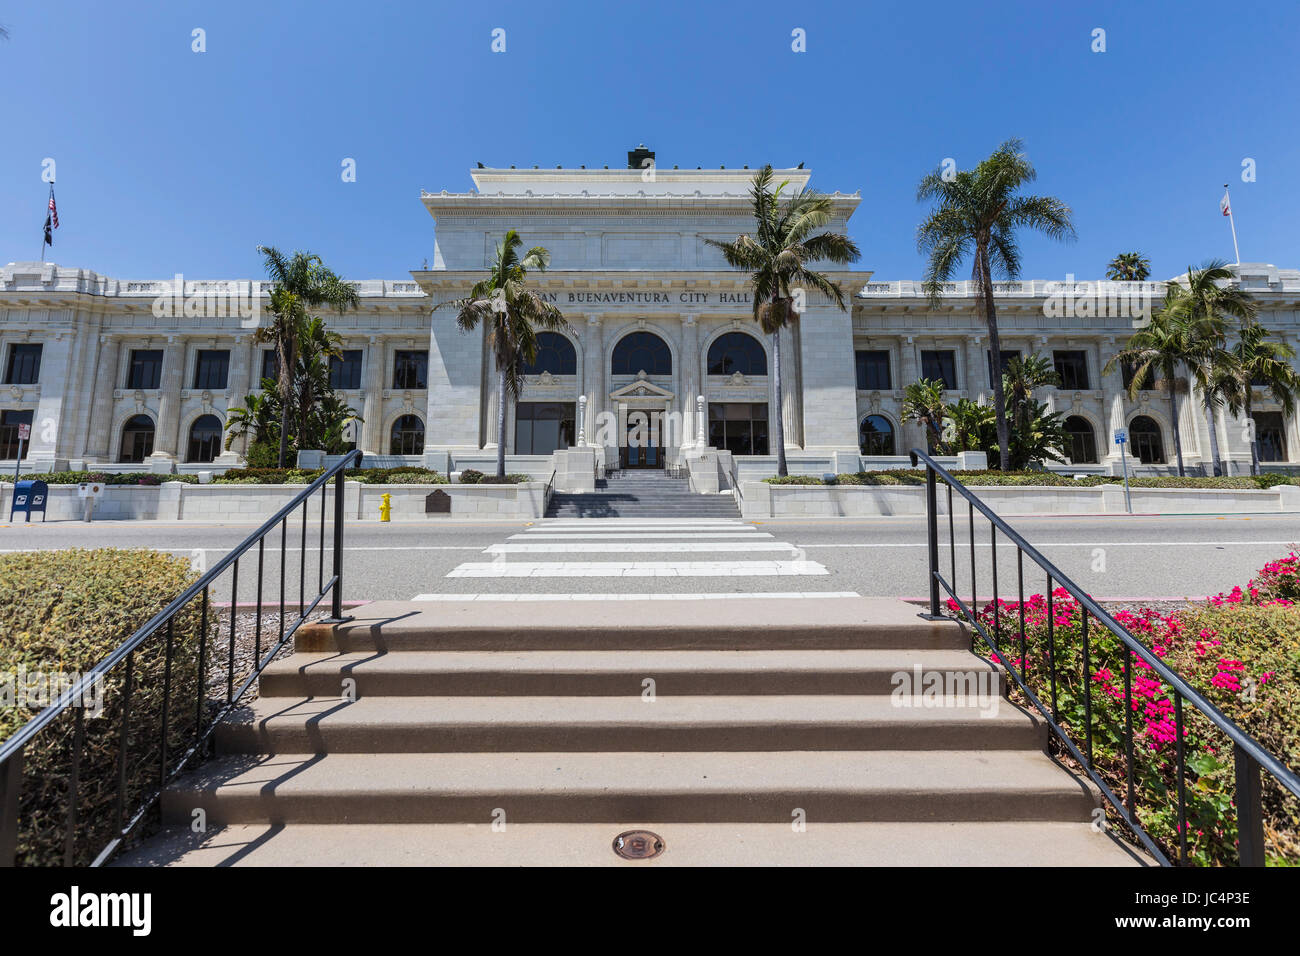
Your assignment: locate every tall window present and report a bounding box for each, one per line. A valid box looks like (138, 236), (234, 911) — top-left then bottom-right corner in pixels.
(854, 351), (891, 390)
(859, 415), (895, 456)
(1122, 359), (1158, 391)
(393, 350), (429, 389)
(330, 350), (363, 389)
(193, 350), (230, 390)
(1064, 416), (1098, 463)
(1129, 415), (1164, 464)
(986, 349), (1019, 386)
(187, 414), (223, 463)
(1253, 411), (1288, 462)
(515, 402), (575, 455)
(127, 350), (164, 389)
(5, 344), (42, 385)
(120, 414), (156, 462)
(261, 349), (279, 385)
(611, 331), (671, 376)
(920, 350), (957, 389)
(390, 414), (425, 455)
(708, 402), (769, 456)
(1053, 351), (1090, 390)
(522, 333), (577, 375)
(0, 410), (33, 459)
(708, 332), (766, 376)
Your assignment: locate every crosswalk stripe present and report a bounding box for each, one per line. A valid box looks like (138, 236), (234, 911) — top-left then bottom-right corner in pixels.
(413, 591), (860, 601)
(511, 531), (772, 540)
(447, 560), (829, 578)
(487, 542), (796, 554)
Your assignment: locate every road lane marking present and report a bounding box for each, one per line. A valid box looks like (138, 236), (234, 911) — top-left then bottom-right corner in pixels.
(412, 591), (860, 601)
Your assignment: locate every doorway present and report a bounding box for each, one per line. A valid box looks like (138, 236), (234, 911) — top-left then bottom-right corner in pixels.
(622, 409), (664, 468)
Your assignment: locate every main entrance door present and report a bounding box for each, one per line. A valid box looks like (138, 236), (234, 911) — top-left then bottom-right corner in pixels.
(622, 409), (664, 469)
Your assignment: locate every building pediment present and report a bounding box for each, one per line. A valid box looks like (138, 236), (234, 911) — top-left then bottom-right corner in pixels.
(610, 373), (675, 401)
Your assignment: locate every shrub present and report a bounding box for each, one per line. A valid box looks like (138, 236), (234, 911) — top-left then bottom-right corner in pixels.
(382, 471), (448, 485)
(760, 470), (1300, 490)
(0, 472), (199, 486)
(0, 549), (208, 866)
(458, 469), (484, 484)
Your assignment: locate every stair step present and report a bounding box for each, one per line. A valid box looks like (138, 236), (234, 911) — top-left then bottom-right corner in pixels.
(259, 648), (1004, 697)
(294, 598), (968, 652)
(115, 821), (1148, 867)
(160, 750), (1099, 825)
(215, 694), (1039, 754)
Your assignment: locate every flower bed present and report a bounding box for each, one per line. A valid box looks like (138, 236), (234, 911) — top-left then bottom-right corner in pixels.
(0, 471), (199, 485)
(951, 555), (1300, 865)
(764, 470), (1300, 489)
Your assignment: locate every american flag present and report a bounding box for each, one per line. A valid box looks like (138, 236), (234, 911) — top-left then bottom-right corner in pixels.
(48, 188), (59, 229)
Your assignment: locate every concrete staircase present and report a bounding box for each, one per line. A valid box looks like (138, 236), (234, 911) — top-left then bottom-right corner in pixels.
(545, 470), (740, 519)
(124, 598), (1147, 866)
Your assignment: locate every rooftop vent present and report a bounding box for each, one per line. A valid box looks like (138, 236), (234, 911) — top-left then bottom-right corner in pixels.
(627, 144), (655, 170)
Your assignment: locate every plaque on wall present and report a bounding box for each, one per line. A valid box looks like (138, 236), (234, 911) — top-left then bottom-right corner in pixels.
(425, 490), (451, 514)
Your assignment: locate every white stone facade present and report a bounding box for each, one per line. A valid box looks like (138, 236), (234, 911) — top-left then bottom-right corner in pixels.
(3, 159), (1300, 476)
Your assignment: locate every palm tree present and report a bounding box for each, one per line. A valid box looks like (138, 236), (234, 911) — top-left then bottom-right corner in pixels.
(1212, 323), (1300, 476)
(1106, 253), (1151, 281)
(256, 246), (359, 466)
(944, 397), (995, 454)
(916, 139), (1076, 470)
(295, 315), (346, 452)
(706, 166), (861, 476)
(1002, 354), (1060, 435)
(1104, 289), (1201, 476)
(902, 379), (949, 454)
(438, 230), (566, 479)
(1165, 261), (1258, 476)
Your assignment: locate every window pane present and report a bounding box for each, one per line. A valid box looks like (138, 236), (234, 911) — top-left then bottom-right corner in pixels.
(855, 351), (890, 390)
(611, 332), (671, 376)
(193, 350), (230, 390)
(522, 333), (577, 376)
(708, 333), (766, 376)
(330, 350), (363, 389)
(394, 350), (429, 389)
(0, 409), (34, 459)
(5, 344), (43, 385)
(920, 350), (957, 389)
(1053, 351), (1089, 390)
(127, 350), (164, 389)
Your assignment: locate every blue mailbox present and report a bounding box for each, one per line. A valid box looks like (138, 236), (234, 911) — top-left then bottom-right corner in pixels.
(10, 479), (49, 522)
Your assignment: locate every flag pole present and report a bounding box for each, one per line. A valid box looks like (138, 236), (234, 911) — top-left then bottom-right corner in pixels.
(1224, 182), (1241, 266)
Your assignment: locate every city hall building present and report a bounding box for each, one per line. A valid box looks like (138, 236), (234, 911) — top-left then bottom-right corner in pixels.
(3, 148), (1299, 477)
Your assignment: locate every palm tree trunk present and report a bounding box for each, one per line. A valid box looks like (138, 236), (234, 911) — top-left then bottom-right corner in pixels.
(1204, 394), (1222, 477)
(277, 335), (294, 468)
(1167, 362), (1185, 477)
(1246, 396), (1258, 476)
(772, 326), (787, 477)
(495, 364), (508, 480)
(977, 247), (1011, 470)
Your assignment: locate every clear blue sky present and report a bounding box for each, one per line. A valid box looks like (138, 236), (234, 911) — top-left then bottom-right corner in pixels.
(2, 0), (1295, 282)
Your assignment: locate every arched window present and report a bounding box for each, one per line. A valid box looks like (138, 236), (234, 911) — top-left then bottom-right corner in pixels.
(611, 331), (671, 376)
(1129, 415), (1164, 464)
(1063, 416), (1098, 464)
(390, 414), (425, 455)
(120, 414), (155, 463)
(186, 414), (223, 463)
(707, 332), (767, 377)
(522, 332), (577, 376)
(859, 415), (895, 456)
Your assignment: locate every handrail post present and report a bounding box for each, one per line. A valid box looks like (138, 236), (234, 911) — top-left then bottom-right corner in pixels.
(1234, 743), (1266, 866)
(323, 451), (355, 624)
(925, 465), (940, 616)
(0, 748), (24, 867)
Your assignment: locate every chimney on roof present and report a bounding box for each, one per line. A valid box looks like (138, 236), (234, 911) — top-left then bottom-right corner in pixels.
(627, 144), (654, 170)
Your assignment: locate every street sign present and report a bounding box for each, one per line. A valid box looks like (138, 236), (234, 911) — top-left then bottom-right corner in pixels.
(16, 424), (30, 440)
(1113, 428), (1127, 445)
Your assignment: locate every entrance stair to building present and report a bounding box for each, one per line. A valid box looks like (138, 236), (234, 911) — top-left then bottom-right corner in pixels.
(121, 598), (1148, 866)
(545, 470), (739, 519)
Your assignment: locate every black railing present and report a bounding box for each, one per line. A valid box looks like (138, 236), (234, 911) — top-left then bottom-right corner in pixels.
(0, 449), (361, 867)
(910, 447), (1300, 866)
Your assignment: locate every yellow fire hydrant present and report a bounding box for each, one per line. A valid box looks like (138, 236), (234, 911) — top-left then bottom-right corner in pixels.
(379, 492), (392, 522)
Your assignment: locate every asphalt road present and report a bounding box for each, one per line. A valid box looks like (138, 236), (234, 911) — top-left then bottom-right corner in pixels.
(2, 512), (1295, 604)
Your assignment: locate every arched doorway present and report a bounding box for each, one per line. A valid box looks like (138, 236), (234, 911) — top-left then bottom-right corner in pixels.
(859, 415), (895, 456)
(1129, 415), (1164, 464)
(1063, 416), (1098, 464)
(120, 414), (155, 463)
(390, 414), (425, 455)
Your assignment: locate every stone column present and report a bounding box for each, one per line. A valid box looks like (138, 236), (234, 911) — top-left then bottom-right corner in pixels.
(780, 322), (803, 448)
(583, 314), (604, 451)
(361, 335), (385, 454)
(150, 338), (185, 462)
(218, 335), (253, 462)
(680, 314), (700, 450)
(84, 334), (121, 461)
(964, 336), (987, 403)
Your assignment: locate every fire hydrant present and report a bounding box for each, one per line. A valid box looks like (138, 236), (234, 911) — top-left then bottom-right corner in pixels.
(379, 493), (392, 522)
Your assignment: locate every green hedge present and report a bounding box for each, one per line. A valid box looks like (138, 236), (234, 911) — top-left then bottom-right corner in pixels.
(0, 471), (199, 486)
(0, 549), (207, 866)
(457, 469), (531, 484)
(212, 465), (446, 485)
(764, 470), (1300, 489)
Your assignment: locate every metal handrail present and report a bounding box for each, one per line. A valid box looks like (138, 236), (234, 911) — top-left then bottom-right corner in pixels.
(0, 449), (361, 866)
(911, 447), (1300, 866)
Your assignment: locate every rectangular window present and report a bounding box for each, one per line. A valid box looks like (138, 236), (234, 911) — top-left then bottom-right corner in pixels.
(708, 402), (770, 457)
(920, 350), (957, 389)
(1053, 350), (1090, 390)
(1121, 360), (1157, 391)
(329, 350), (363, 390)
(261, 349), (279, 386)
(854, 350), (891, 391)
(0, 409), (34, 459)
(986, 349), (1019, 386)
(127, 349), (164, 389)
(5, 344), (42, 385)
(193, 349), (230, 390)
(515, 402), (575, 455)
(1254, 411), (1288, 462)
(393, 350), (429, 389)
